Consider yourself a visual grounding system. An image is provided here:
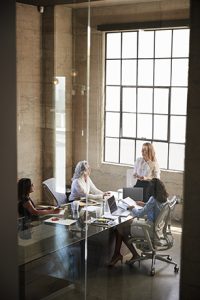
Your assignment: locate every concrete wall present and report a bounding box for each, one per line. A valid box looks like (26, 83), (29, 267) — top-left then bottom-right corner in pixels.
(16, 4), (42, 202)
(16, 4), (73, 203)
(72, 0), (189, 198)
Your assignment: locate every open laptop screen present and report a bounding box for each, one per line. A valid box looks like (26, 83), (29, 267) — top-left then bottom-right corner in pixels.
(107, 195), (118, 214)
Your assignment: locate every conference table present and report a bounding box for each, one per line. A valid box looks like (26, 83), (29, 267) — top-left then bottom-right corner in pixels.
(18, 202), (132, 299)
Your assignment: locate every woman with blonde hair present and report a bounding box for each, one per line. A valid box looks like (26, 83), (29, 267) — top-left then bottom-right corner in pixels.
(133, 142), (160, 202)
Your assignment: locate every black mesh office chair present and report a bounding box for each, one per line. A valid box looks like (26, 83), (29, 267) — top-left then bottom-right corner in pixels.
(127, 196), (179, 276)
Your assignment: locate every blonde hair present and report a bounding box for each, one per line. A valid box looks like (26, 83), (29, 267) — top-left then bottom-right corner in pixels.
(143, 142), (156, 161)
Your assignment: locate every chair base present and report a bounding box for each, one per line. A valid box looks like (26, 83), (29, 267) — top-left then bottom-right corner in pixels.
(126, 251), (179, 276)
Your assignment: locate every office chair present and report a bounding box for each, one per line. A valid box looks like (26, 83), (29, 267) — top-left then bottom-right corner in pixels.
(123, 187), (143, 201)
(42, 178), (68, 207)
(127, 196), (179, 276)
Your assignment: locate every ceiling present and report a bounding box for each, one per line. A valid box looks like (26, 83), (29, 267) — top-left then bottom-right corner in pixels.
(16, 0), (101, 5)
(16, 0), (162, 8)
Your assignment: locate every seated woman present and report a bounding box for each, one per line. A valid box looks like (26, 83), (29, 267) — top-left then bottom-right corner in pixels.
(69, 160), (110, 201)
(134, 142), (160, 202)
(109, 178), (168, 266)
(18, 178), (60, 227)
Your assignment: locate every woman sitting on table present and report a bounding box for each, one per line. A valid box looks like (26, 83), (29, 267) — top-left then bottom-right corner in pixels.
(109, 178), (168, 267)
(18, 178), (60, 224)
(134, 142), (160, 202)
(69, 160), (110, 201)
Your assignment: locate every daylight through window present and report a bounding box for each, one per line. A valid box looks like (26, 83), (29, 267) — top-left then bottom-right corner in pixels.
(104, 28), (190, 171)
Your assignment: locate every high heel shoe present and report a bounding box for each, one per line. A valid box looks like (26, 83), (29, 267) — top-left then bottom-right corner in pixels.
(108, 254), (123, 267)
(125, 254), (140, 265)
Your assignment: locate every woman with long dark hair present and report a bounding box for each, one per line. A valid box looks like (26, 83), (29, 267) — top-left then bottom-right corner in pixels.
(109, 178), (168, 266)
(18, 178), (60, 221)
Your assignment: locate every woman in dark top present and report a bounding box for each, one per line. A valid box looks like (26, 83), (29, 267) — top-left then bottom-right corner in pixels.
(18, 178), (60, 224)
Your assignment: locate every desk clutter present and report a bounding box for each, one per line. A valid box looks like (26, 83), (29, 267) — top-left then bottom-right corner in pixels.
(42, 200), (104, 227)
(89, 217), (116, 227)
(41, 192), (135, 228)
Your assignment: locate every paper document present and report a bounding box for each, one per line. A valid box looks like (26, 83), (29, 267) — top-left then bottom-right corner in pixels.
(121, 197), (142, 209)
(44, 217), (76, 226)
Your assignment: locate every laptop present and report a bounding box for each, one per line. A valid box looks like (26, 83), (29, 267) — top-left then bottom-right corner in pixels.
(123, 187), (143, 201)
(107, 195), (130, 217)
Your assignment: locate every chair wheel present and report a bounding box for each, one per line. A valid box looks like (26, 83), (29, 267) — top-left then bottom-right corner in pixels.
(167, 255), (172, 261)
(150, 268), (155, 276)
(174, 266), (179, 273)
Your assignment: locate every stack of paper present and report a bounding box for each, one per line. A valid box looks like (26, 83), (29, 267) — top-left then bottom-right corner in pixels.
(121, 197), (142, 209)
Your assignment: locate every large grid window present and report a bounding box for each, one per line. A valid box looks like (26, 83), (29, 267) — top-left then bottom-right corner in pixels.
(104, 28), (190, 171)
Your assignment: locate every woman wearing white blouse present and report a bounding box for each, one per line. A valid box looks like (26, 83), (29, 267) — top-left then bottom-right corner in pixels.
(134, 143), (160, 202)
(69, 160), (110, 201)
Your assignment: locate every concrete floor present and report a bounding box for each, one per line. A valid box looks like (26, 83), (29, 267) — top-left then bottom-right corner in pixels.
(50, 226), (181, 300)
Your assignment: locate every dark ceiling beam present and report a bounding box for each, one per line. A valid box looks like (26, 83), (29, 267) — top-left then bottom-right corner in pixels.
(16, 0), (101, 6)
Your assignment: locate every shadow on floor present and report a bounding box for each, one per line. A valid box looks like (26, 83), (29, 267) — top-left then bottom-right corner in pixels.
(50, 230), (181, 300)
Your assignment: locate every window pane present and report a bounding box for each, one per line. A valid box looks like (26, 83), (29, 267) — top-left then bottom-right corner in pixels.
(122, 32), (137, 58)
(154, 115), (168, 140)
(155, 30), (172, 58)
(122, 113), (136, 137)
(169, 143), (185, 171)
(105, 138), (119, 163)
(138, 59), (153, 86)
(171, 87), (187, 115)
(106, 86), (120, 111)
(172, 29), (190, 57)
(122, 60), (137, 85)
(138, 88), (153, 113)
(122, 87), (136, 112)
(120, 139), (135, 165)
(170, 116), (186, 143)
(138, 31), (154, 58)
(153, 142), (168, 169)
(154, 59), (171, 86)
(137, 114), (152, 139)
(171, 59), (189, 86)
(105, 112), (120, 137)
(106, 60), (121, 85)
(106, 33), (121, 58)
(154, 88), (169, 114)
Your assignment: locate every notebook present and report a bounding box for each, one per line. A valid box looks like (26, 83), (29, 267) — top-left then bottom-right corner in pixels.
(107, 195), (130, 217)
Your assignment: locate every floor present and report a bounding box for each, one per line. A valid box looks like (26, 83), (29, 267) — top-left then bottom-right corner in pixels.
(44, 225), (182, 300)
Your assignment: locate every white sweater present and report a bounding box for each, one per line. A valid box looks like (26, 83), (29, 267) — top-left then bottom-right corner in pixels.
(69, 176), (104, 201)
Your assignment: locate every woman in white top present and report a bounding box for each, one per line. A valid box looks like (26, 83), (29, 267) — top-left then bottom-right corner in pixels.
(69, 160), (110, 201)
(134, 142), (160, 202)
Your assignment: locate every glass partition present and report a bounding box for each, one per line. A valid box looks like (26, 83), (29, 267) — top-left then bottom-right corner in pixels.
(17, 0), (186, 299)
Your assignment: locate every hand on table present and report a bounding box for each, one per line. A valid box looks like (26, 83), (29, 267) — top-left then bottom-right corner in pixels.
(127, 205), (135, 210)
(103, 191), (111, 198)
(53, 207), (62, 214)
